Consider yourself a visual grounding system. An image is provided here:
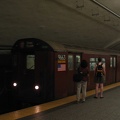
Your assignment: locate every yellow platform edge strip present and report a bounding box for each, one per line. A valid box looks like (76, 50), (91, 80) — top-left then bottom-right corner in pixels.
(0, 82), (120, 120)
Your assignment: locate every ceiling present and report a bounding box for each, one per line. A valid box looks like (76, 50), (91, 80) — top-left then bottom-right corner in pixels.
(0, 0), (120, 53)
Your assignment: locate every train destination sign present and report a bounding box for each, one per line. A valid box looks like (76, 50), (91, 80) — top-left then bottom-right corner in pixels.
(58, 54), (66, 63)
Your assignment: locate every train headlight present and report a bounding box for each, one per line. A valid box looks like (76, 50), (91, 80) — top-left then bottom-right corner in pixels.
(35, 85), (39, 90)
(13, 82), (17, 87)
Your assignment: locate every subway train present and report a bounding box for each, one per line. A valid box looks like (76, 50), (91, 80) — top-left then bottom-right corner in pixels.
(0, 47), (14, 114)
(11, 38), (120, 104)
(0, 48), (12, 96)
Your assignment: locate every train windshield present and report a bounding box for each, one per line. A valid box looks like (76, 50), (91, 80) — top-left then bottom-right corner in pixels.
(26, 55), (35, 70)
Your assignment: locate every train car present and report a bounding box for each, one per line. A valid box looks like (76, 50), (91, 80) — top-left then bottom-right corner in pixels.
(11, 38), (120, 104)
(0, 47), (14, 114)
(0, 48), (12, 96)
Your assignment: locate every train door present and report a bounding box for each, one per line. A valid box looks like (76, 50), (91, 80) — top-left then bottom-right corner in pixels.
(12, 52), (36, 98)
(116, 56), (120, 82)
(108, 56), (117, 84)
(67, 53), (81, 95)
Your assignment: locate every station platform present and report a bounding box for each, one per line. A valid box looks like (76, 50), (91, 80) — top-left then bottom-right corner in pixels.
(0, 82), (120, 120)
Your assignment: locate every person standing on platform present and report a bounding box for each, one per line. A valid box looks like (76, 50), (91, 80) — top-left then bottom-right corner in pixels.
(94, 57), (106, 98)
(76, 60), (89, 103)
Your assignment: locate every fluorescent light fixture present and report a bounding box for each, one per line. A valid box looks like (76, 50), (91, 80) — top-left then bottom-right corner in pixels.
(91, 0), (120, 19)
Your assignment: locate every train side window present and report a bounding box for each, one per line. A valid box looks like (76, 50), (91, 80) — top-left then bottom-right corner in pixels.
(90, 58), (106, 71)
(110, 57), (116, 68)
(68, 55), (74, 70)
(26, 55), (35, 70)
(110, 57), (112, 67)
(113, 57), (116, 68)
(102, 58), (106, 69)
(75, 55), (80, 70)
(90, 58), (96, 71)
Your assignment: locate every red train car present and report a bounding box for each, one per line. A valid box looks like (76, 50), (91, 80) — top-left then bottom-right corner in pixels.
(11, 38), (120, 104)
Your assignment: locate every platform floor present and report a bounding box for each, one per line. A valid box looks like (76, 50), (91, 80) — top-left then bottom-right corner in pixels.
(0, 82), (120, 120)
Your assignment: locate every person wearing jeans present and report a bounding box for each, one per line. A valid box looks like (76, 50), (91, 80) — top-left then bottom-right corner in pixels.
(76, 60), (89, 103)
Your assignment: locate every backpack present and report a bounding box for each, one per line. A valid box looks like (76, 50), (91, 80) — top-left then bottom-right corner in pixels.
(96, 63), (103, 77)
(73, 67), (88, 82)
(73, 72), (83, 82)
